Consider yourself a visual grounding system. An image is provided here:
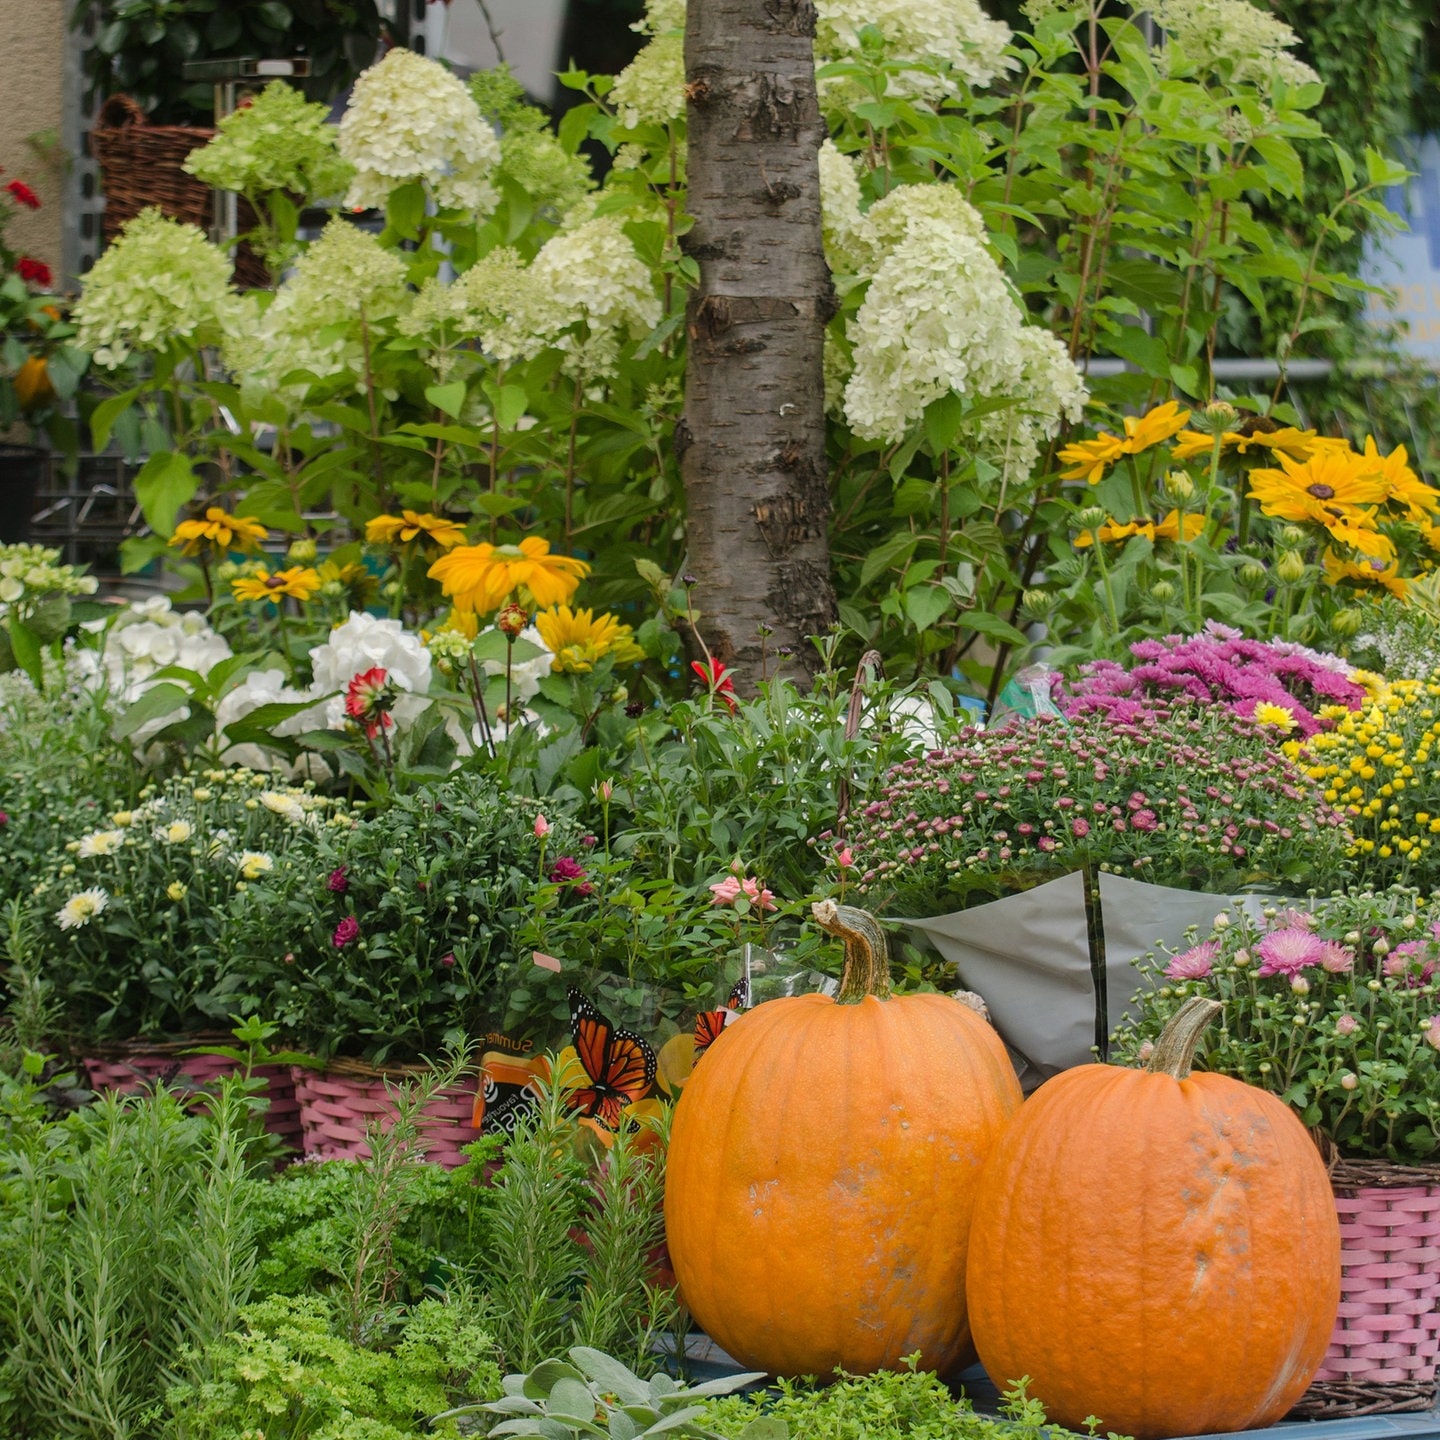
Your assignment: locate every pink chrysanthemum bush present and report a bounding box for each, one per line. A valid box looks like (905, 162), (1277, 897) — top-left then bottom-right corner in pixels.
(1114, 887), (1440, 1162)
(847, 703), (1352, 916)
(1054, 623), (1369, 737)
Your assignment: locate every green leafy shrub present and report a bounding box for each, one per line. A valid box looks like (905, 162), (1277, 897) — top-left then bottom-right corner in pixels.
(224, 770), (578, 1062)
(164, 1290), (502, 1440)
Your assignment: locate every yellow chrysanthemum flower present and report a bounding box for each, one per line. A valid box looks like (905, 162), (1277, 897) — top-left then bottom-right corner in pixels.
(170, 506), (269, 556)
(535, 605), (645, 673)
(428, 536), (590, 614)
(1058, 433), (1126, 485)
(231, 566), (323, 604)
(365, 510), (467, 550)
(1252, 701), (1297, 733)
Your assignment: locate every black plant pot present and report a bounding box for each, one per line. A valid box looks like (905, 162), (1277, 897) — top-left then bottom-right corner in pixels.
(0, 444), (46, 545)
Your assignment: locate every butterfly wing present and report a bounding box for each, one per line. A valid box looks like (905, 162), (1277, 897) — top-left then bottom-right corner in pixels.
(693, 1009), (727, 1060)
(568, 987), (657, 1129)
(728, 975), (751, 1012)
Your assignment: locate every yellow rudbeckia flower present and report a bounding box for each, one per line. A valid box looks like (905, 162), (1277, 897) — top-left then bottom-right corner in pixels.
(428, 536), (590, 613)
(170, 506), (269, 556)
(365, 510), (468, 550)
(231, 566), (323, 604)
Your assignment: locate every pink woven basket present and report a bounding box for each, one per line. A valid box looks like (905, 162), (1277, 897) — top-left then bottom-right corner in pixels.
(291, 1063), (482, 1168)
(1292, 1158), (1440, 1419)
(82, 1046), (303, 1151)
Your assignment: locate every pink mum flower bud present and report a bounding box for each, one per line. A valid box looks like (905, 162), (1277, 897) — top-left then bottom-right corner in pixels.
(533, 814), (551, 838)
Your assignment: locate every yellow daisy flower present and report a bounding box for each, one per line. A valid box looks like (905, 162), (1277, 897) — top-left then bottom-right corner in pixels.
(1059, 433), (1127, 485)
(1323, 549), (1409, 599)
(1073, 510), (1203, 548)
(535, 605), (645, 672)
(428, 536), (590, 614)
(1153, 510), (1207, 543)
(365, 510), (468, 550)
(1169, 424), (1322, 464)
(1356, 437), (1439, 522)
(1248, 449), (1389, 537)
(231, 566), (323, 605)
(1118, 400), (1192, 455)
(170, 506), (269, 556)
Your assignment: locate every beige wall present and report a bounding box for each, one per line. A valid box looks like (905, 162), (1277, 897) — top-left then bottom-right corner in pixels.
(0, 0), (67, 275)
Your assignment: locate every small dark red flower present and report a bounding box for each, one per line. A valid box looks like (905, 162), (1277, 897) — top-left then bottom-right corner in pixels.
(333, 916), (360, 948)
(0, 811), (8, 827)
(549, 855), (594, 897)
(691, 658), (737, 713)
(16, 257), (51, 287)
(440, 952), (456, 968)
(326, 865), (349, 893)
(6, 180), (40, 210)
(345, 666), (396, 738)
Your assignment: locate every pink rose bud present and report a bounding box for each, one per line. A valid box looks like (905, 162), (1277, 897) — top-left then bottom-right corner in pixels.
(533, 814), (550, 838)
(835, 846), (855, 869)
(1335, 1014), (1357, 1036)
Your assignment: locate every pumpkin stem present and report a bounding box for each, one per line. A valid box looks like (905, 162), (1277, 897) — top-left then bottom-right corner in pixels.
(1146, 996), (1222, 1080)
(812, 899), (893, 1003)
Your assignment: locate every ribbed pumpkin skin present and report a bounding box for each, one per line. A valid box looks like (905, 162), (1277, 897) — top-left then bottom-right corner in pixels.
(665, 991), (1022, 1378)
(966, 1064), (1340, 1439)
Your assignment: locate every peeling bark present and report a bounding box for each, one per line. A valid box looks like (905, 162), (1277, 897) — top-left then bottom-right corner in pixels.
(679, 0), (837, 688)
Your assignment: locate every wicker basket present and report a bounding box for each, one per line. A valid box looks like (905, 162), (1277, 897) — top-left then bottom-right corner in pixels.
(82, 1039), (303, 1151)
(89, 93), (269, 288)
(1290, 1156), (1440, 1419)
(291, 1059), (482, 1168)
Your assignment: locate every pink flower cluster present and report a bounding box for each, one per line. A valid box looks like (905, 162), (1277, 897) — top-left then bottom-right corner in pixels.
(1055, 624), (1366, 737)
(709, 873), (776, 912)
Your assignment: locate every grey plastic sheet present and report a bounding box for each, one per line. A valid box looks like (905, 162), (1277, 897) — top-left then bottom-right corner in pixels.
(904, 871), (1283, 1089)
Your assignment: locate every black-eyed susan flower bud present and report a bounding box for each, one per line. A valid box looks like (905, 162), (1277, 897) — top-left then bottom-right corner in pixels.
(1280, 525), (1308, 547)
(1150, 580), (1177, 604)
(287, 537), (318, 565)
(1332, 607), (1364, 637)
(1021, 588), (1050, 612)
(1276, 551), (1306, 584)
(1163, 470), (1195, 501)
(1077, 506), (1106, 530)
(1239, 561), (1267, 587)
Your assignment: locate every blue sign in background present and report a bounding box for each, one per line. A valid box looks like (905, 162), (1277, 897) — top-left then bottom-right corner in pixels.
(1362, 134), (1440, 365)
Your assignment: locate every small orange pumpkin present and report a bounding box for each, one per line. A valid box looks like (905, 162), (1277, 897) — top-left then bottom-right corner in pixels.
(966, 997), (1340, 1439)
(13, 355), (53, 411)
(664, 900), (1022, 1378)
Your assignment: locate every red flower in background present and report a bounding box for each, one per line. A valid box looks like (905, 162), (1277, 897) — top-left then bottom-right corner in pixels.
(691, 658), (738, 712)
(333, 916), (360, 948)
(16, 257), (51, 288)
(345, 666), (396, 738)
(5, 180), (40, 210)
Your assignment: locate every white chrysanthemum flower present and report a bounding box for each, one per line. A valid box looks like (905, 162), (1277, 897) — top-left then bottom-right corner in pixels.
(56, 887), (108, 930)
(815, 0), (1014, 104)
(260, 791), (306, 824)
(308, 612), (432, 731)
(158, 819), (194, 845)
(611, 33), (685, 129)
(76, 829), (125, 858)
(236, 851), (274, 881)
(1155, 0), (1319, 90)
(73, 208), (239, 368)
(818, 140), (868, 274)
(339, 48), (501, 215)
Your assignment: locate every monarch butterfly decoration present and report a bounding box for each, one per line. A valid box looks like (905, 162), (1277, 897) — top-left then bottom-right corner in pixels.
(693, 975), (750, 1062)
(566, 986), (658, 1130)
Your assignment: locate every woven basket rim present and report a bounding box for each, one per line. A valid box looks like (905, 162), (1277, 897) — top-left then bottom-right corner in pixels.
(311, 1056), (478, 1084)
(92, 91), (214, 137)
(1328, 1155), (1440, 1191)
(82, 1033), (237, 1060)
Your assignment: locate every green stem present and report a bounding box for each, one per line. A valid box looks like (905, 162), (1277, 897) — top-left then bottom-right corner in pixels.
(812, 899), (892, 1003)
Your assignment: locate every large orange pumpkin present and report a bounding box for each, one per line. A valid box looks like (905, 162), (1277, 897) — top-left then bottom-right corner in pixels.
(967, 997), (1340, 1439)
(664, 899), (1022, 1378)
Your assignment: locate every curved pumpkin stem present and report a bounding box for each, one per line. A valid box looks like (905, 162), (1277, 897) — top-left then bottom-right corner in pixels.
(812, 899), (893, 1003)
(1146, 996), (1222, 1080)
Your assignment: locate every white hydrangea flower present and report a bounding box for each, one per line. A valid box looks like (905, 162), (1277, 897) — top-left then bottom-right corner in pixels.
(969, 326), (1088, 479)
(397, 276), (480, 378)
(225, 220), (409, 401)
(815, 0), (1014, 104)
(339, 47), (501, 215)
(818, 139), (868, 274)
(307, 611), (432, 731)
(856, 181), (989, 266)
(1155, 0), (1320, 90)
(73, 208), (239, 368)
(0, 542), (99, 621)
(213, 669), (326, 776)
(611, 33), (685, 130)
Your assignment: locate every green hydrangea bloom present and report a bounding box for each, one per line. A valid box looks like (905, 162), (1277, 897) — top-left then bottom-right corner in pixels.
(184, 81), (354, 202)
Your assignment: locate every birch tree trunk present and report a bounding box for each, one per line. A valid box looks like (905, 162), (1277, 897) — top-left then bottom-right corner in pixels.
(678, 0), (837, 685)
